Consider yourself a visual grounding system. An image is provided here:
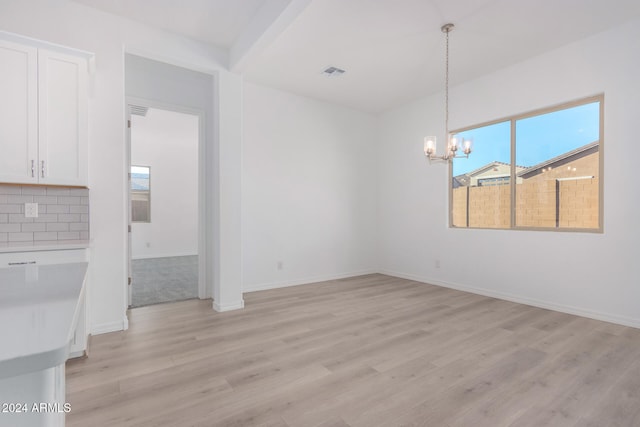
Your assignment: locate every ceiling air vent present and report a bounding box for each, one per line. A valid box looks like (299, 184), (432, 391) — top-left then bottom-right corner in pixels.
(322, 66), (346, 77)
(130, 105), (149, 117)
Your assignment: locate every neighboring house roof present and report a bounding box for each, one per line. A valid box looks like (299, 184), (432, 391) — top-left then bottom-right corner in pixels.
(452, 175), (468, 188)
(453, 141), (599, 186)
(463, 161), (511, 178)
(517, 140), (599, 179)
(454, 161), (506, 187)
(453, 161), (526, 187)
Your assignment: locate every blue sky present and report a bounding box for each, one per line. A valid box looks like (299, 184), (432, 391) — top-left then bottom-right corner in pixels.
(131, 166), (150, 191)
(453, 101), (600, 176)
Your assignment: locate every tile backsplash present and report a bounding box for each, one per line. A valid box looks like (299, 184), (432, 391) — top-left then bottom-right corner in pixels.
(0, 185), (89, 243)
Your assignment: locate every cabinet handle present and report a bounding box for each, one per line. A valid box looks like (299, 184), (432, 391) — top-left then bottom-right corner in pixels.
(41, 160), (45, 178)
(31, 160), (35, 178)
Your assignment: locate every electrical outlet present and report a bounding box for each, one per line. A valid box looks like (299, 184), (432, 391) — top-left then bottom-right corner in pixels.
(277, 261), (283, 270)
(435, 259), (441, 269)
(25, 203), (38, 218)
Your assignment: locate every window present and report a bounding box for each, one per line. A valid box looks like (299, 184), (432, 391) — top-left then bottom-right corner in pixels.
(451, 95), (602, 231)
(131, 165), (151, 222)
(451, 121), (511, 229)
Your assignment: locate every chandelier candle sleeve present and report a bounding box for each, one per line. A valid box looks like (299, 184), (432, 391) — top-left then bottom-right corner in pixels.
(424, 137), (436, 156)
(449, 135), (459, 153)
(463, 137), (473, 155)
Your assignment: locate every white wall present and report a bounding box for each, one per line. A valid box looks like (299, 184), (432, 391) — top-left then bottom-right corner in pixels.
(378, 19), (640, 327)
(3, 0), (638, 333)
(0, 0), (244, 332)
(131, 108), (199, 259)
(242, 83), (378, 291)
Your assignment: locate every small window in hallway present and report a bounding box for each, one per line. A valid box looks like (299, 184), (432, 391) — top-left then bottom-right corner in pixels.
(131, 165), (151, 222)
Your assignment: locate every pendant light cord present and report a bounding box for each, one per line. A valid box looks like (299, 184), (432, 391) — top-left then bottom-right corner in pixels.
(444, 26), (450, 142)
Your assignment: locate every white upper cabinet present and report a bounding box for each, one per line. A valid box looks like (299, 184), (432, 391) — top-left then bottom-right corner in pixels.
(0, 37), (89, 187)
(0, 40), (38, 184)
(38, 49), (88, 186)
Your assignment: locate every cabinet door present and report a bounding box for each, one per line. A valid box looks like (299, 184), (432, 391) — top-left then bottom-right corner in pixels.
(0, 40), (38, 184)
(38, 49), (88, 186)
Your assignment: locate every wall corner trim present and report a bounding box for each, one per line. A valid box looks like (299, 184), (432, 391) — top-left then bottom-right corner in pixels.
(213, 299), (245, 313)
(91, 319), (127, 336)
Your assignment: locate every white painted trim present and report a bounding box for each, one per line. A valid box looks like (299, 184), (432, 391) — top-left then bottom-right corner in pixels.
(0, 30), (94, 59)
(131, 253), (198, 260)
(125, 98), (133, 309)
(68, 349), (85, 359)
(378, 269), (640, 329)
(213, 299), (245, 312)
(243, 269), (378, 293)
(124, 47), (225, 76)
(91, 319), (127, 335)
(127, 96), (204, 118)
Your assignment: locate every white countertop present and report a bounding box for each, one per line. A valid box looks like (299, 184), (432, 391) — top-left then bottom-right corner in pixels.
(0, 240), (91, 254)
(0, 262), (88, 379)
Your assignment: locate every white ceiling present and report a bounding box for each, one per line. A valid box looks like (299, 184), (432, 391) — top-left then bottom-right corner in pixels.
(72, 0), (640, 113)
(72, 0), (275, 48)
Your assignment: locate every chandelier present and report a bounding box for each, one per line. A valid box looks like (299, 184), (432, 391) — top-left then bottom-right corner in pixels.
(424, 23), (472, 162)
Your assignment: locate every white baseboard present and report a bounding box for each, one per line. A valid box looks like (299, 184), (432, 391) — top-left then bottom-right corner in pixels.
(378, 269), (640, 329)
(213, 299), (245, 312)
(131, 253), (198, 260)
(91, 317), (127, 335)
(243, 269), (378, 293)
(68, 349), (85, 359)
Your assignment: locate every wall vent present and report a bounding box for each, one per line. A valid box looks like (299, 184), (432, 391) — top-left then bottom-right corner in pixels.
(322, 66), (346, 77)
(130, 105), (149, 117)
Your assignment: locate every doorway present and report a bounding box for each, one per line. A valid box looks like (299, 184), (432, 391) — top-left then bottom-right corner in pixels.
(127, 105), (202, 307)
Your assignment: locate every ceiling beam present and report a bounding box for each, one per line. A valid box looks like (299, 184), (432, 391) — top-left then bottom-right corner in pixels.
(229, 0), (313, 73)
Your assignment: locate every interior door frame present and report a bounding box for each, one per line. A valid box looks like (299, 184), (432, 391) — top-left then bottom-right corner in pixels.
(126, 97), (207, 305)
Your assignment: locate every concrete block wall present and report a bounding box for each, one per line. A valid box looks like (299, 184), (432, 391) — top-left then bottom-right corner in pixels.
(452, 177), (598, 229)
(452, 185), (511, 228)
(452, 151), (599, 229)
(516, 180), (557, 227)
(467, 185), (510, 228)
(558, 178), (599, 228)
(0, 185), (89, 242)
(451, 186), (468, 227)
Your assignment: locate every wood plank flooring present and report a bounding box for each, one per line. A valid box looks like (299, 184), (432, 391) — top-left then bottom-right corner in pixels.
(66, 274), (640, 426)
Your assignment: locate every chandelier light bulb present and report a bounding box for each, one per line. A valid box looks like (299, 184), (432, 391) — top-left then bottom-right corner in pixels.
(449, 135), (459, 152)
(463, 138), (473, 155)
(424, 137), (436, 156)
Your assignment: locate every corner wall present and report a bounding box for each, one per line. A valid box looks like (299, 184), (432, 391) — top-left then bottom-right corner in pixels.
(242, 83), (378, 291)
(377, 19), (640, 327)
(0, 0), (242, 333)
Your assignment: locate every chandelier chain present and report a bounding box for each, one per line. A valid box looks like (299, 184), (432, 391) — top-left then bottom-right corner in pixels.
(444, 26), (449, 140)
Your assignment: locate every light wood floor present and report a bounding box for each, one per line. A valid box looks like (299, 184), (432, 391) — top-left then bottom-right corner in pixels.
(66, 274), (640, 427)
